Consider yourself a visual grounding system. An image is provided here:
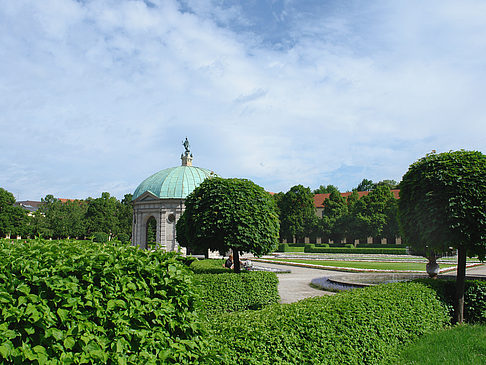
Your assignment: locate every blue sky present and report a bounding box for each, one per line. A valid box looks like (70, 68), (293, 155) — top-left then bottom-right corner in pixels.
(1, 0), (485, 200)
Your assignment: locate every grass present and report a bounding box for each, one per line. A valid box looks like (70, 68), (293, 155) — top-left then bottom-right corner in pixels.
(263, 258), (457, 271)
(385, 324), (486, 364)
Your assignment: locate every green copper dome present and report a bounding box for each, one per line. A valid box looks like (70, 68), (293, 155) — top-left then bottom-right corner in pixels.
(133, 165), (215, 200)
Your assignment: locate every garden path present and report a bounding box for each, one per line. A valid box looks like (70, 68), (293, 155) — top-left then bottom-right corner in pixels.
(254, 261), (486, 304)
(252, 262), (342, 304)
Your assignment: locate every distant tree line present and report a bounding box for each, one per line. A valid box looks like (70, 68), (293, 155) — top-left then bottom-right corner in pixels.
(0, 188), (133, 241)
(275, 179), (400, 243)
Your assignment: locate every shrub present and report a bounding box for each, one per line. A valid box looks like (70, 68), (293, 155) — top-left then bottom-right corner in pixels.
(116, 232), (130, 244)
(193, 271), (279, 314)
(303, 245), (408, 255)
(277, 243), (305, 252)
(91, 231), (109, 243)
(0, 240), (207, 363)
(207, 282), (450, 364)
(415, 278), (486, 324)
(190, 259), (229, 274)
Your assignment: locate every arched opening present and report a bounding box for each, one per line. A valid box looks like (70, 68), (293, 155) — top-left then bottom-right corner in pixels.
(146, 216), (157, 250)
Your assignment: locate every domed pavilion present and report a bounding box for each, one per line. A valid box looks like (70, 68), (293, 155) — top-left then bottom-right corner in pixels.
(131, 139), (216, 251)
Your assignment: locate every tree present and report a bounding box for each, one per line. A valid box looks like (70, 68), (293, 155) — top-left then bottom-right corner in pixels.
(376, 179), (398, 189)
(399, 150), (486, 324)
(348, 185), (397, 242)
(356, 179), (375, 192)
(277, 185), (316, 242)
(313, 184), (340, 195)
(116, 194), (133, 238)
(178, 177), (279, 273)
(320, 190), (348, 242)
(0, 188), (28, 238)
(85, 192), (119, 238)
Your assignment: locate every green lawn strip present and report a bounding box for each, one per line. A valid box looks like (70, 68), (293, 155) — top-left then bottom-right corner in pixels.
(262, 258), (457, 271)
(386, 324), (486, 365)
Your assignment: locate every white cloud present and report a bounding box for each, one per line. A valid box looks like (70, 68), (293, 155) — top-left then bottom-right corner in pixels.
(0, 0), (485, 200)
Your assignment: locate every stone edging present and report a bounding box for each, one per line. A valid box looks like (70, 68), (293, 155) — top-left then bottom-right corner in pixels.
(252, 258), (484, 274)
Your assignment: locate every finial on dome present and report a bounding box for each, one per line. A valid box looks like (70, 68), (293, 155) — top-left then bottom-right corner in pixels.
(181, 137), (193, 166)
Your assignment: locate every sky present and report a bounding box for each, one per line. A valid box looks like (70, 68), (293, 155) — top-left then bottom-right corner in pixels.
(1, 0), (485, 201)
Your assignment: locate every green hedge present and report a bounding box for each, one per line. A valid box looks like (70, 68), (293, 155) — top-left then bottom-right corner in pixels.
(0, 240), (207, 364)
(303, 244), (408, 255)
(277, 243), (305, 252)
(206, 282), (450, 364)
(415, 278), (486, 324)
(193, 271), (279, 314)
(190, 259), (229, 274)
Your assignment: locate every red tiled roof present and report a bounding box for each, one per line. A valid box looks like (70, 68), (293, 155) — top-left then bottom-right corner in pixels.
(314, 189), (400, 208)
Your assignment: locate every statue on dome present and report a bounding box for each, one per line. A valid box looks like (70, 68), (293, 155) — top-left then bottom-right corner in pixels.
(183, 137), (190, 154)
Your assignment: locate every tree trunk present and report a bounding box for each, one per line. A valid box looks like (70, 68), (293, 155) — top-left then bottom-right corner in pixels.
(455, 245), (467, 324)
(233, 248), (241, 273)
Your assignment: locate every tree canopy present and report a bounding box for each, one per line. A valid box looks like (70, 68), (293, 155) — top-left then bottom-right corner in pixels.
(177, 177), (279, 272)
(0, 188), (28, 237)
(313, 184), (340, 194)
(277, 185), (316, 241)
(399, 150), (486, 323)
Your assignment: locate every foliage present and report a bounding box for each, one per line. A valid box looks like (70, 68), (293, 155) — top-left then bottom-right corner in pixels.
(0, 239), (207, 364)
(399, 150), (486, 260)
(189, 259), (230, 274)
(206, 282), (449, 364)
(320, 190), (348, 242)
(313, 184), (340, 194)
(302, 244), (408, 255)
(415, 278), (486, 324)
(399, 150), (486, 323)
(0, 188), (28, 237)
(178, 177), (280, 272)
(116, 232), (130, 244)
(91, 231), (109, 243)
(193, 271), (279, 314)
(277, 185), (316, 241)
(356, 178), (375, 192)
(347, 185), (399, 241)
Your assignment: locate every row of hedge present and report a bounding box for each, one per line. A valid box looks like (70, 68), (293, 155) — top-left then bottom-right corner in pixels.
(0, 240), (208, 364)
(205, 281), (450, 364)
(189, 259), (280, 314)
(277, 242), (408, 255)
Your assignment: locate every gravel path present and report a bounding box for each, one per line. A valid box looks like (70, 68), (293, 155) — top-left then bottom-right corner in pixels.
(255, 261), (486, 304)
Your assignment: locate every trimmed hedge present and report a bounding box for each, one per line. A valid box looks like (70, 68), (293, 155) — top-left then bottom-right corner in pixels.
(206, 282), (450, 364)
(190, 259), (229, 274)
(303, 244), (408, 255)
(193, 271), (279, 314)
(277, 243), (305, 252)
(415, 278), (486, 324)
(0, 240), (207, 364)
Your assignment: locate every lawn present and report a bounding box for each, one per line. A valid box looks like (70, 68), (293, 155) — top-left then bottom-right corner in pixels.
(387, 324), (486, 364)
(263, 258), (457, 271)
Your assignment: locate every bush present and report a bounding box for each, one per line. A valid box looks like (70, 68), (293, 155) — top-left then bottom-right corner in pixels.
(415, 278), (486, 324)
(116, 232), (130, 244)
(276, 243), (305, 252)
(0, 240), (207, 363)
(207, 282), (450, 364)
(91, 231), (109, 243)
(304, 244), (408, 255)
(190, 259), (229, 274)
(193, 271), (279, 314)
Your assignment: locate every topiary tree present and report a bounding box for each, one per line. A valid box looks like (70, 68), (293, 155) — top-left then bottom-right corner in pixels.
(399, 150), (486, 323)
(177, 177), (280, 273)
